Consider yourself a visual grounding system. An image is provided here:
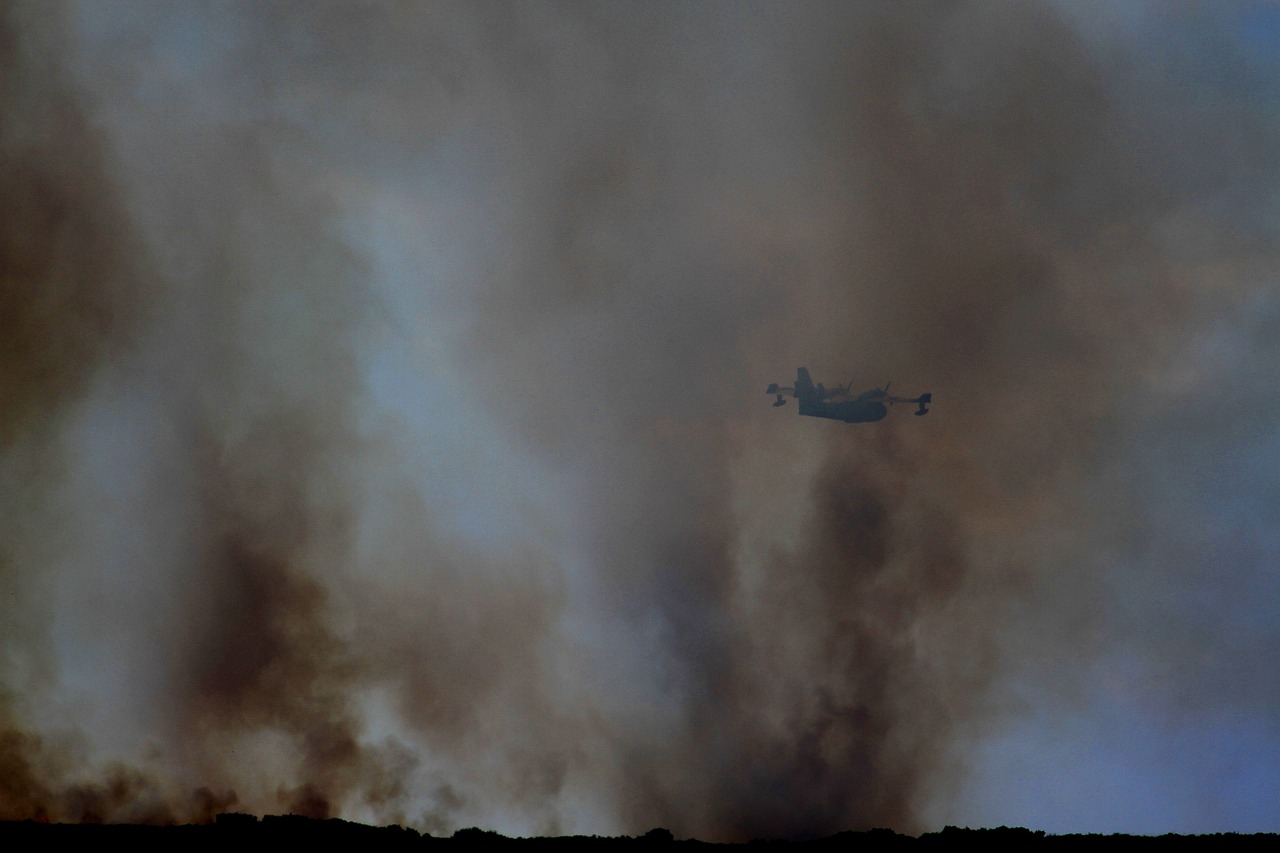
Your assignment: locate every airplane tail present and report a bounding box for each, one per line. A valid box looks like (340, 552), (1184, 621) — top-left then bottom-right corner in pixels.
(915, 392), (932, 416)
(795, 367), (817, 403)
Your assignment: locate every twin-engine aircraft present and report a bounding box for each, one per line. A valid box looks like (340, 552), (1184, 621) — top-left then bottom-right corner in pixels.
(767, 367), (931, 423)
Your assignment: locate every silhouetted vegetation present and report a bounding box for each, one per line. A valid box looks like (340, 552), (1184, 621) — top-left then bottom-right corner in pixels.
(1, 816), (1277, 849)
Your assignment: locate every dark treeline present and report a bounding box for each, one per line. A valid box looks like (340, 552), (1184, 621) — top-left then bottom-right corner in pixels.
(1, 817), (1277, 850)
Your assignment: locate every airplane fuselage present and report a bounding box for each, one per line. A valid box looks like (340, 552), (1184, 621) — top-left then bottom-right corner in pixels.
(798, 398), (888, 423)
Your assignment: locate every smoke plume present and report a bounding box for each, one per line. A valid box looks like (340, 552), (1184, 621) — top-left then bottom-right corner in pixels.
(3, 0), (1279, 840)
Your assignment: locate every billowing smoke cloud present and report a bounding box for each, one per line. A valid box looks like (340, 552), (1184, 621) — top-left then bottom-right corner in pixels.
(3, 0), (1279, 840)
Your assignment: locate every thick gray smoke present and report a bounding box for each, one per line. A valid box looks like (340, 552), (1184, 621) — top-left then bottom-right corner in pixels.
(3, 0), (1279, 839)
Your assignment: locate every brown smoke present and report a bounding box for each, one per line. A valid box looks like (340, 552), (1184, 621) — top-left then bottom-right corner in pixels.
(3, 0), (1278, 841)
(0, 2), (149, 823)
(0, 17), (141, 448)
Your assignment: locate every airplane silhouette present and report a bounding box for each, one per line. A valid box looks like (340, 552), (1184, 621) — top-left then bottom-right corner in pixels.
(767, 367), (931, 423)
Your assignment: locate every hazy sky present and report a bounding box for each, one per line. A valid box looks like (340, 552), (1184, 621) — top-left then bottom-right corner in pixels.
(3, 0), (1279, 839)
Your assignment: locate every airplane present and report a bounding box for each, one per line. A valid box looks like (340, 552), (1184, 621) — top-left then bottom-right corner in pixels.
(766, 367), (931, 423)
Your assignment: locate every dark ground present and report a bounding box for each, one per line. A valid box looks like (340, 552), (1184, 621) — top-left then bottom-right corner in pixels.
(1, 816), (1276, 850)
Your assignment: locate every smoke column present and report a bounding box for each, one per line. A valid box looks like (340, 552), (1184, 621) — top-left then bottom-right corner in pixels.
(3, 0), (1279, 839)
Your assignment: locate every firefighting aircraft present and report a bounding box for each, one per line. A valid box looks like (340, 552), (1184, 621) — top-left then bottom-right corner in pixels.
(766, 367), (931, 423)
